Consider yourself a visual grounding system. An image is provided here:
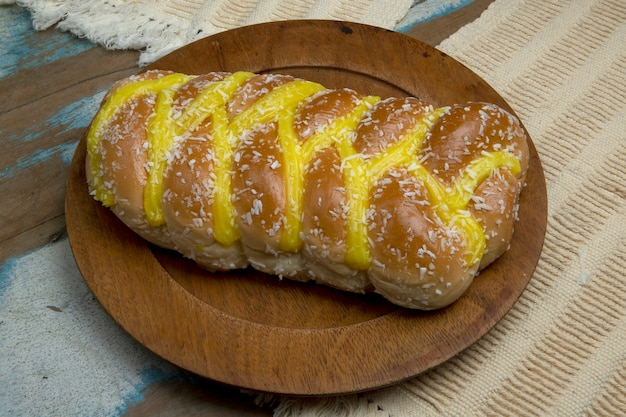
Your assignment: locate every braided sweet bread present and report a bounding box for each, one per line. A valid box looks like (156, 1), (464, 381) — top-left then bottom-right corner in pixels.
(86, 70), (529, 310)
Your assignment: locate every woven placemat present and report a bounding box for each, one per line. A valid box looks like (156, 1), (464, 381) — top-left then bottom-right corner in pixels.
(277, 0), (626, 415)
(421, 3), (626, 414)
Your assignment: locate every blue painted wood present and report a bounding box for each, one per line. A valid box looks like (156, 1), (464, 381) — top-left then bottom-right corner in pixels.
(4, 91), (106, 145)
(0, 257), (16, 305)
(0, 5), (94, 79)
(1, 92), (106, 179)
(0, 5), (107, 183)
(1, 140), (77, 179)
(0, 3), (134, 264)
(396, 0), (474, 32)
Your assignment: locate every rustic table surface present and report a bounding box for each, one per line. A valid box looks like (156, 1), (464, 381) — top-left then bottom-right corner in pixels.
(1, 1), (494, 415)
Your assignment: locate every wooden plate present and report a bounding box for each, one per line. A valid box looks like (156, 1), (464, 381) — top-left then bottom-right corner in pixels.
(65, 20), (547, 396)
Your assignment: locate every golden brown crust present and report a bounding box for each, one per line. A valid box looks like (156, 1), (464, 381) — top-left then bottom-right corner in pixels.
(470, 169), (520, 269)
(368, 168), (474, 308)
(422, 102), (529, 184)
(353, 97), (433, 156)
(92, 84), (172, 246)
(228, 73), (295, 117)
(86, 70), (529, 309)
(422, 103), (529, 272)
(232, 122), (286, 252)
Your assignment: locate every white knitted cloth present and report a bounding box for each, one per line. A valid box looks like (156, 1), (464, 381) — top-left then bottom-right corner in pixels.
(6, 0), (412, 65)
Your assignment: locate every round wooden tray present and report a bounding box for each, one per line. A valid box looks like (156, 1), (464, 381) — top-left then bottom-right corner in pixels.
(65, 20), (547, 396)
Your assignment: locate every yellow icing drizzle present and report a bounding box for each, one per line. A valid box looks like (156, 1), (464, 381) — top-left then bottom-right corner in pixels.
(406, 149), (521, 265)
(144, 86), (178, 226)
(88, 71), (522, 269)
(338, 107), (447, 269)
(143, 72), (258, 227)
(230, 80), (325, 247)
(280, 96), (381, 253)
(87, 73), (193, 206)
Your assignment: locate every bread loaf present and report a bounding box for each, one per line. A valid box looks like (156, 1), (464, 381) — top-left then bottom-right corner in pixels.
(86, 70), (529, 309)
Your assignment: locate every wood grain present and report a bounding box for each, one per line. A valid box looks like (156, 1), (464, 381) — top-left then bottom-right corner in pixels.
(66, 20), (547, 396)
(0, 1), (515, 414)
(0, 25), (138, 262)
(406, 0), (496, 45)
(123, 375), (272, 417)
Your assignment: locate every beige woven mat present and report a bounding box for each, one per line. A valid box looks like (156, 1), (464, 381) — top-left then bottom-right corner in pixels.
(271, 0), (626, 415)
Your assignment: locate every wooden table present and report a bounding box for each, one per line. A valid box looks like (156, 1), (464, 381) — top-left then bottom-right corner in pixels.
(0, 1), (493, 415)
